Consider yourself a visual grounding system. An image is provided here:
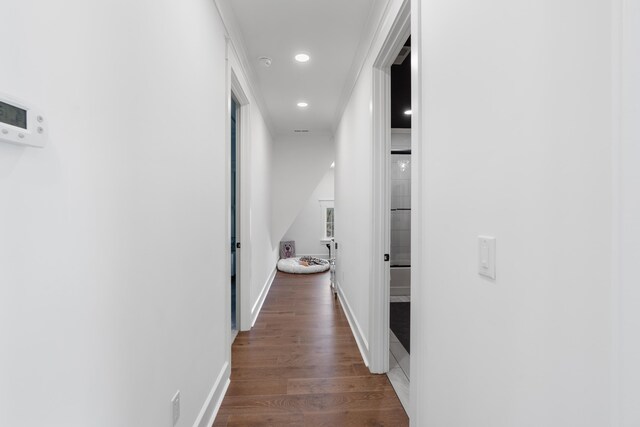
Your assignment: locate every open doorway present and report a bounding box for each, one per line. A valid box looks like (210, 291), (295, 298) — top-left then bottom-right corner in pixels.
(230, 94), (240, 341)
(369, 0), (411, 412)
(227, 64), (252, 343)
(388, 35), (412, 409)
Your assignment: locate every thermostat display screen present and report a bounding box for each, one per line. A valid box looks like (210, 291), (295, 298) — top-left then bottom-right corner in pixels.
(0, 100), (27, 129)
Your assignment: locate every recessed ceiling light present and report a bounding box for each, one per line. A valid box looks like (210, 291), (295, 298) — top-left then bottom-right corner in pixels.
(297, 102), (308, 108)
(330, 162), (335, 168)
(404, 109), (412, 115)
(295, 53), (310, 63)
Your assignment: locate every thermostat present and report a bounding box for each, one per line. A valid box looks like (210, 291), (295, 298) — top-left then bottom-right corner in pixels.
(0, 93), (48, 148)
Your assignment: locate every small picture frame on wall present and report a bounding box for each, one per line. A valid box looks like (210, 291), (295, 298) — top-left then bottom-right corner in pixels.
(280, 241), (296, 259)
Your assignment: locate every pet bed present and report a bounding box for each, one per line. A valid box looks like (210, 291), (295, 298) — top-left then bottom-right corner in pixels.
(277, 257), (330, 274)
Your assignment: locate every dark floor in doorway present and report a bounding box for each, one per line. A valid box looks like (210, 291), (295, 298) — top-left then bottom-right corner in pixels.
(231, 275), (237, 331)
(390, 302), (410, 354)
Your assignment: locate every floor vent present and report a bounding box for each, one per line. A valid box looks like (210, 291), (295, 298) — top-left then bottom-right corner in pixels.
(294, 129), (309, 133)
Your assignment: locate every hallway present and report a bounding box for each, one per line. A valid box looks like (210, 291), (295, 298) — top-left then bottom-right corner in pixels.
(213, 272), (408, 426)
(3, 0), (638, 426)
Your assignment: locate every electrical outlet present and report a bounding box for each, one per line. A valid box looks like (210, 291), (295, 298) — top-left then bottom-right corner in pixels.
(171, 391), (180, 426)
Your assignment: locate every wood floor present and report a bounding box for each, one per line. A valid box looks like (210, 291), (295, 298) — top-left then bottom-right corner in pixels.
(213, 271), (408, 427)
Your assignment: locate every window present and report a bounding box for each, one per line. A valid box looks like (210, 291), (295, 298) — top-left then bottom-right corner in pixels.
(325, 207), (334, 239)
(320, 200), (334, 240)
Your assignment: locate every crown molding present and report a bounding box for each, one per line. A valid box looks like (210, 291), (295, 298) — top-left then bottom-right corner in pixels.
(213, 0), (276, 139)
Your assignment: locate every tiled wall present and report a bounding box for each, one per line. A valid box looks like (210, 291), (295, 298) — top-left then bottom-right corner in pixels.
(390, 131), (411, 295)
(390, 153), (411, 266)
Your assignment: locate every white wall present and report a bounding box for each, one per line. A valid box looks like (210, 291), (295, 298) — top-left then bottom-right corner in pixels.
(282, 167), (335, 258)
(0, 1), (273, 425)
(245, 103), (279, 317)
(413, 0), (613, 425)
(271, 134), (334, 247)
(334, 0), (406, 359)
(215, 0), (279, 329)
(616, 0), (640, 425)
(334, 69), (374, 346)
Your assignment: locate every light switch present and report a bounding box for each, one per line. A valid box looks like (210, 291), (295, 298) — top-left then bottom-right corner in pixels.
(478, 236), (496, 279)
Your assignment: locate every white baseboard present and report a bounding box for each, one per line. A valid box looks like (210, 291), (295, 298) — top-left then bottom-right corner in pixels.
(193, 362), (230, 427)
(251, 266), (277, 327)
(335, 280), (370, 367)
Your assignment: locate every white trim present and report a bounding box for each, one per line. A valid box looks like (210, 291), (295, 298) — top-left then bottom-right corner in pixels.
(224, 36), (255, 333)
(409, 0), (424, 424)
(391, 128), (412, 134)
(611, 1), (622, 425)
(192, 362), (231, 427)
(336, 280), (370, 367)
(369, 0), (411, 375)
(230, 68), (253, 333)
(223, 40), (233, 361)
(333, 0), (393, 135)
(251, 266), (277, 327)
(370, 59), (391, 374)
(230, 77), (245, 336)
(225, 51), (248, 346)
(213, 1), (276, 138)
(332, 1), (394, 134)
(612, 1), (640, 425)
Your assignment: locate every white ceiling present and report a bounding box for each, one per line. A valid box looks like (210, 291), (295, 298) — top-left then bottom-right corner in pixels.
(221, 0), (387, 136)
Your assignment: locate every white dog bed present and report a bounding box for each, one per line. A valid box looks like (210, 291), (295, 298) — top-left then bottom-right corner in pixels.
(277, 257), (330, 274)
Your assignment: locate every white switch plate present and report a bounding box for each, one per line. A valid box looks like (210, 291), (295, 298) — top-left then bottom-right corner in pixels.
(171, 391), (180, 426)
(478, 236), (496, 279)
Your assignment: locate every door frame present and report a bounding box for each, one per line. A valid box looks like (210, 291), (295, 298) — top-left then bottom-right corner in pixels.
(612, 0), (640, 424)
(225, 41), (253, 355)
(369, 0), (411, 375)
(408, 1), (423, 422)
(231, 72), (252, 331)
(229, 93), (240, 342)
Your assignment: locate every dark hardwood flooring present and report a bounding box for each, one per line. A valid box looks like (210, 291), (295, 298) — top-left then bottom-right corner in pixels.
(213, 271), (408, 426)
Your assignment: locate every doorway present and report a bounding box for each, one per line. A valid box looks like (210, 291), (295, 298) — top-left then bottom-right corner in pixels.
(388, 36), (412, 410)
(230, 95), (240, 340)
(369, 0), (411, 410)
